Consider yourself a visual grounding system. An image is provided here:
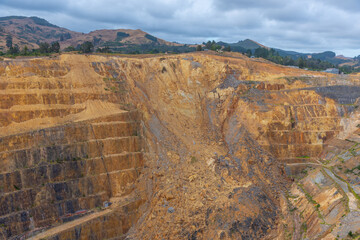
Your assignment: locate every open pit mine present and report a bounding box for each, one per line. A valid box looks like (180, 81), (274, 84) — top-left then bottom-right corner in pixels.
(0, 52), (359, 239)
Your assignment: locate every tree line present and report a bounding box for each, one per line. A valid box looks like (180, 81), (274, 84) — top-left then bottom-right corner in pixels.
(0, 36), (97, 57)
(195, 40), (339, 72)
(252, 47), (335, 71)
(1, 35), (60, 56)
(2, 34), (359, 73)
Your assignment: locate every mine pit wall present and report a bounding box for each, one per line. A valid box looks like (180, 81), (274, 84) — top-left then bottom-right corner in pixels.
(47, 199), (144, 240)
(0, 53), (358, 239)
(0, 55), (148, 239)
(89, 55), (356, 169)
(0, 112), (144, 239)
(93, 55), (290, 238)
(0, 68), (143, 239)
(88, 54), (360, 238)
(208, 84), (352, 177)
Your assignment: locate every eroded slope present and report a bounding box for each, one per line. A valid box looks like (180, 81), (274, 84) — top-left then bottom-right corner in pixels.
(0, 52), (359, 239)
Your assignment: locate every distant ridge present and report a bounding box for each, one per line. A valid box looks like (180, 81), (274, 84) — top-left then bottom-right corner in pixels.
(0, 16), (59, 28)
(0, 15), (358, 66)
(0, 16), (194, 53)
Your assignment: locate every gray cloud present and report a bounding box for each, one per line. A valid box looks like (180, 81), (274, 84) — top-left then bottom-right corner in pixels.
(0, 0), (359, 56)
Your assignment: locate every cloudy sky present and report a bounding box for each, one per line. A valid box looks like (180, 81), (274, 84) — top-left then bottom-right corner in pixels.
(1, 0), (360, 56)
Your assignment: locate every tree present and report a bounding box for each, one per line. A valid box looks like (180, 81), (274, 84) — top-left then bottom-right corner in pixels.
(96, 46), (111, 53)
(196, 45), (202, 51)
(51, 42), (60, 53)
(210, 43), (221, 51)
(59, 33), (72, 41)
(223, 46), (231, 52)
(297, 57), (305, 69)
(64, 46), (76, 52)
(339, 65), (353, 74)
(283, 56), (295, 66)
(246, 49), (252, 57)
(39, 42), (50, 53)
(8, 45), (19, 55)
(205, 41), (212, 49)
(21, 46), (29, 55)
(254, 47), (270, 58)
(149, 49), (159, 54)
(6, 35), (12, 49)
(80, 41), (94, 53)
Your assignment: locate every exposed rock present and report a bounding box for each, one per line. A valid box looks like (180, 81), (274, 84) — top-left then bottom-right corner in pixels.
(0, 52), (359, 239)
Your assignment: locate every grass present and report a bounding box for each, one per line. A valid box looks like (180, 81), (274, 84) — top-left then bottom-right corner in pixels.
(297, 183), (326, 223)
(287, 194), (299, 199)
(348, 231), (360, 239)
(322, 168), (350, 213)
(190, 156), (198, 164)
(329, 168), (360, 208)
(290, 207), (298, 212)
(280, 76), (315, 84)
(300, 222), (307, 237)
(103, 77), (128, 94)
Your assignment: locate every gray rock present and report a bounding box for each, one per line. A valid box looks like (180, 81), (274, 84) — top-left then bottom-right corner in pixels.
(167, 207), (175, 213)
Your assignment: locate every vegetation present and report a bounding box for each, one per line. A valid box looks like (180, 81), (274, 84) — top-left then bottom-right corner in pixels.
(348, 231), (360, 239)
(204, 40), (221, 51)
(297, 183), (326, 223)
(29, 16), (59, 28)
(0, 41), (61, 57)
(96, 46), (112, 53)
(100, 42), (195, 54)
(204, 40), (338, 71)
(145, 34), (158, 42)
(116, 32), (130, 41)
(0, 29), (355, 74)
(338, 65), (360, 74)
(253, 47), (335, 70)
(223, 45), (231, 52)
(39, 42), (60, 53)
(59, 32), (72, 41)
(63, 46), (75, 52)
(79, 41), (94, 53)
(6, 35), (12, 48)
(191, 156), (198, 164)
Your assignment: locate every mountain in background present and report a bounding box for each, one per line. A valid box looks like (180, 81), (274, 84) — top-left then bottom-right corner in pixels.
(0, 16), (77, 51)
(0, 16), (195, 54)
(0, 15), (358, 66)
(218, 39), (358, 66)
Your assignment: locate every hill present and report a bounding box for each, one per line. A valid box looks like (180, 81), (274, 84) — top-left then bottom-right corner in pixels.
(0, 16), (195, 54)
(0, 16), (79, 51)
(217, 39), (357, 66)
(0, 15), (358, 68)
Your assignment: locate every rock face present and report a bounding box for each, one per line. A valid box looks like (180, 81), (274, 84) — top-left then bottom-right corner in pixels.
(0, 55), (145, 239)
(0, 52), (359, 239)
